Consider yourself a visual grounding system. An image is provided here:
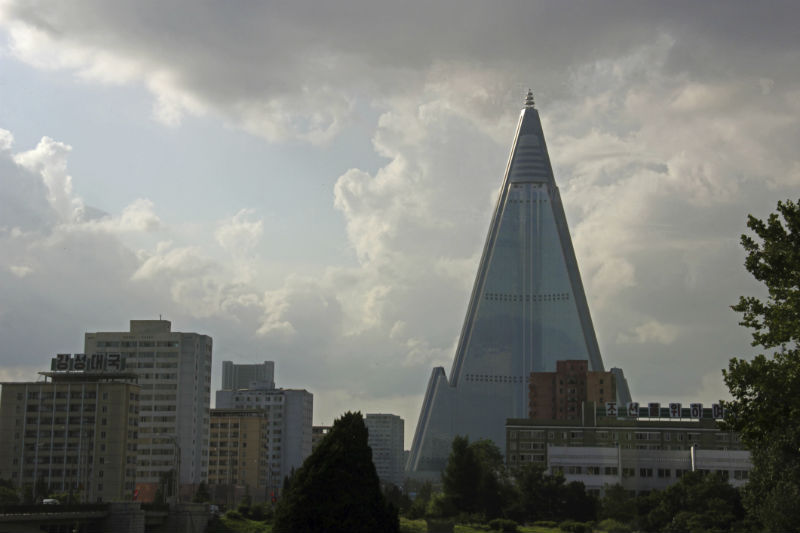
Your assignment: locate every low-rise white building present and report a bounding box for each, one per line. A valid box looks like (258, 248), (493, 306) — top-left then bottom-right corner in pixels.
(507, 402), (752, 494)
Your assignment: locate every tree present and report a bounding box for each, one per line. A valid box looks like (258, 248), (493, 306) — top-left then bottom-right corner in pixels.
(273, 412), (398, 533)
(0, 486), (19, 505)
(441, 436), (512, 519)
(407, 480), (433, 519)
(192, 481), (210, 503)
(636, 472), (744, 533)
(441, 435), (482, 515)
(723, 199), (800, 531)
(599, 484), (635, 524)
(512, 464), (594, 523)
(731, 199), (800, 349)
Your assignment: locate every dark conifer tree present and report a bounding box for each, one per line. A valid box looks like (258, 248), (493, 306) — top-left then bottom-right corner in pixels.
(273, 411), (398, 533)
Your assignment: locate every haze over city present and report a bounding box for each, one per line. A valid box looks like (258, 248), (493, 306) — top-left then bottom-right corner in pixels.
(2, 1), (800, 447)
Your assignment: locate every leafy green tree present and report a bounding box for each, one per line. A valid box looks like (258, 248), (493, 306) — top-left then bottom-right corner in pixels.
(599, 484), (635, 524)
(636, 472), (744, 532)
(273, 411), (398, 533)
(441, 436), (512, 519)
(731, 199), (800, 349)
(512, 464), (593, 522)
(724, 199), (800, 531)
(441, 435), (482, 515)
(382, 483), (411, 515)
(192, 481), (211, 503)
(407, 480), (433, 519)
(0, 486), (19, 505)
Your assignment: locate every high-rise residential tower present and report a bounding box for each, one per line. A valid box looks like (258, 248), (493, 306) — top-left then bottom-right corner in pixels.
(408, 93), (607, 475)
(365, 414), (405, 487)
(84, 320), (212, 498)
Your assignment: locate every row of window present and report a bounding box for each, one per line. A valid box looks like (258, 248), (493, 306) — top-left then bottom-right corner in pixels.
(26, 391), (98, 400)
(465, 374), (526, 384)
(511, 430), (732, 442)
(483, 292), (571, 302)
(95, 341), (179, 348)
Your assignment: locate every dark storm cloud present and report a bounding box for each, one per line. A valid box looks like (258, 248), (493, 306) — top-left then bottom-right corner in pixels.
(4, 1), (799, 139)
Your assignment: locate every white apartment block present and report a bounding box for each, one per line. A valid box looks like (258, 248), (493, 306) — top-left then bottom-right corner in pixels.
(216, 377), (312, 488)
(365, 413), (404, 486)
(84, 320), (212, 494)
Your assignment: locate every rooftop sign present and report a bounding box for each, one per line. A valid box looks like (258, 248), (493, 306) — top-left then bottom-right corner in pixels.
(50, 353), (125, 372)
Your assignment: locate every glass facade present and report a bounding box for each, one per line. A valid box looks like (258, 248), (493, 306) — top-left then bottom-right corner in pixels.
(408, 101), (605, 474)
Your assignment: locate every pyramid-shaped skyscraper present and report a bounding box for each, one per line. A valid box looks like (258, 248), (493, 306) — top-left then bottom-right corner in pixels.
(408, 93), (606, 474)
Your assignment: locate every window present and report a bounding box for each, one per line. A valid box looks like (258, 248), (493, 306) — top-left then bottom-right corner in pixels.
(657, 468), (671, 478)
(639, 468), (653, 478)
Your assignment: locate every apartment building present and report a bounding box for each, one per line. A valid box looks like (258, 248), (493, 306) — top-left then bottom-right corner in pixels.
(0, 366), (139, 502)
(215, 363), (312, 493)
(207, 408), (277, 505)
(365, 414), (404, 486)
(84, 320), (212, 499)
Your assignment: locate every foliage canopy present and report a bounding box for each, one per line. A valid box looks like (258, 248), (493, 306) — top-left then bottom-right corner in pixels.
(272, 411), (398, 533)
(724, 199), (800, 531)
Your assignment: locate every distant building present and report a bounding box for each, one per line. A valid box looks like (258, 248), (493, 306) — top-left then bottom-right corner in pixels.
(0, 369), (140, 502)
(215, 367), (312, 492)
(84, 320), (212, 499)
(365, 414), (404, 486)
(222, 361), (275, 390)
(312, 425), (331, 450)
(506, 402), (751, 494)
(528, 360), (618, 420)
(208, 408), (277, 506)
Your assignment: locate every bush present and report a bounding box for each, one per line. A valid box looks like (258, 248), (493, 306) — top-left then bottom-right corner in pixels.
(533, 521), (558, 528)
(398, 517), (427, 533)
(488, 517), (518, 531)
(559, 520), (591, 533)
(249, 503), (271, 521)
(425, 517), (455, 533)
(598, 518), (632, 533)
(225, 510), (244, 521)
(237, 502), (251, 517)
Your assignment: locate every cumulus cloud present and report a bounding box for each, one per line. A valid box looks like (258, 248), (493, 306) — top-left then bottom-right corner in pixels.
(3, 1), (800, 442)
(13, 135), (82, 222)
(215, 208), (263, 255)
(617, 320), (681, 345)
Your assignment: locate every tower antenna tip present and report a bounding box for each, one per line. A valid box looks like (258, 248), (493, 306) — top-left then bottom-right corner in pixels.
(524, 89), (535, 109)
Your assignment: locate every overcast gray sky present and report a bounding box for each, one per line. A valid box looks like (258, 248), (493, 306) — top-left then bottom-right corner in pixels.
(1, 1), (799, 445)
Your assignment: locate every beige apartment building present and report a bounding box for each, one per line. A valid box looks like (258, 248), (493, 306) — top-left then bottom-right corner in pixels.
(0, 367), (139, 502)
(207, 408), (276, 506)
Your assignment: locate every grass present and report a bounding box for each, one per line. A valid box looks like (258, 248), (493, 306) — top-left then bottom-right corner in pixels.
(206, 514), (273, 533)
(400, 517), (563, 533)
(209, 516), (565, 533)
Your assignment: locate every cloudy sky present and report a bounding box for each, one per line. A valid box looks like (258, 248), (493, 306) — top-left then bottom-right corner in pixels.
(1, 1), (799, 446)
